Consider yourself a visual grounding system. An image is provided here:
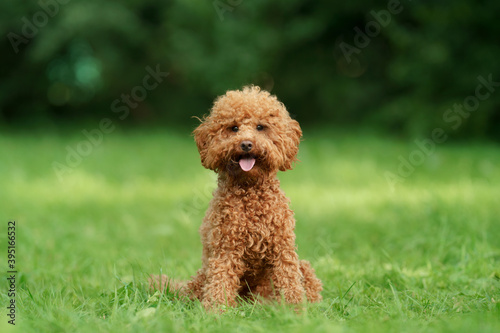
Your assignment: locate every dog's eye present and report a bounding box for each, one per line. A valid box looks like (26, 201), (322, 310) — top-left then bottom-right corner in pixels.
(231, 126), (239, 132)
(256, 125), (264, 131)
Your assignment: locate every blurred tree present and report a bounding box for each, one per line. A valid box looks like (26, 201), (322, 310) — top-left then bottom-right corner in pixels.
(0, 0), (499, 139)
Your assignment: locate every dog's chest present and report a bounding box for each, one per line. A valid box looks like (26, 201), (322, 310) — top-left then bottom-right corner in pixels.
(210, 183), (294, 256)
(242, 213), (273, 257)
(233, 189), (290, 255)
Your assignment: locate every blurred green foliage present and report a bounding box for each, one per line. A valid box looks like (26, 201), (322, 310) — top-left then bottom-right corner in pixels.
(2, 130), (500, 331)
(1, 0), (499, 139)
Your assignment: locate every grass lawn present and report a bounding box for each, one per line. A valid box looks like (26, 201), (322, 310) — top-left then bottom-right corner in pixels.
(1, 127), (499, 332)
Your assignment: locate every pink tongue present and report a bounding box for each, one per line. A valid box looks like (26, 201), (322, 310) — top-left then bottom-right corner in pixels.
(239, 158), (255, 172)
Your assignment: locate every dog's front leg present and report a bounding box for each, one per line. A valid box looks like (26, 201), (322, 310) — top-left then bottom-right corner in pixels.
(270, 250), (305, 304)
(201, 254), (244, 310)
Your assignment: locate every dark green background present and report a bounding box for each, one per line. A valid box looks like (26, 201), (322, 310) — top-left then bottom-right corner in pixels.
(2, 0), (499, 139)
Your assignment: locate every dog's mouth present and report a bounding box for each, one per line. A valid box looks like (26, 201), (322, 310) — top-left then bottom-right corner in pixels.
(237, 154), (256, 172)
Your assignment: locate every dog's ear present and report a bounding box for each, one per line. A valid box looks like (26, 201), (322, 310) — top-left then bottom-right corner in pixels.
(279, 118), (302, 171)
(193, 117), (212, 170)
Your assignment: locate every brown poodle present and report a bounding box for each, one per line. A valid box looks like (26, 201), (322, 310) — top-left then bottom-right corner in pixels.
(151, 86), (322, 309)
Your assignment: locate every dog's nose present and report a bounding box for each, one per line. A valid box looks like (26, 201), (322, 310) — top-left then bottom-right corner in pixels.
(240, 141), (253, 152)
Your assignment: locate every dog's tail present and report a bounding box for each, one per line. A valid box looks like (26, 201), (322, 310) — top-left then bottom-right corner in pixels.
(148, 274), (186, 294)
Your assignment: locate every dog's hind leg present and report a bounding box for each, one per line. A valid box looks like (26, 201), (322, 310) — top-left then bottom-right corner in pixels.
(185, 269), (207, 300)
(299, 260), (323, 302)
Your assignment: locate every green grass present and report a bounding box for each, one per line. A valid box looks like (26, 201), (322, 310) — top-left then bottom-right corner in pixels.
(1, 127), (499, 332)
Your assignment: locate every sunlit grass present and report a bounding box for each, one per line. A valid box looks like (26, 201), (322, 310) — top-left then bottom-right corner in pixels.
(0, 128), (499, 332)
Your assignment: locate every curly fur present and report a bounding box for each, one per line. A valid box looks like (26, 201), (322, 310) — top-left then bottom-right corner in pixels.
(151, 86), (322, 309)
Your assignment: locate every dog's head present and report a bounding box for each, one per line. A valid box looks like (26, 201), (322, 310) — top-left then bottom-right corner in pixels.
(193, 86), (302, 182)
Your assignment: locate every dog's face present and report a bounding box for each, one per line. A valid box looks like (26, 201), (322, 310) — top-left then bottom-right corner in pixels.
(193, 86), (302, 181)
